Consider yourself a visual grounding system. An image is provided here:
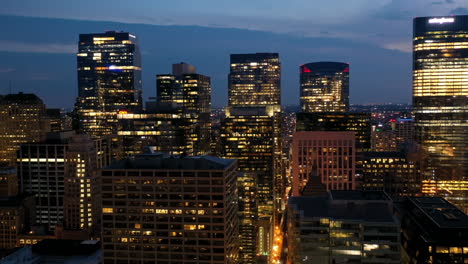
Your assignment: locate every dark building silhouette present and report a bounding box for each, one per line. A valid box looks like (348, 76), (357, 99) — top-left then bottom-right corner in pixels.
(100, 154), (239, 263)
(395, 196), (468, 263)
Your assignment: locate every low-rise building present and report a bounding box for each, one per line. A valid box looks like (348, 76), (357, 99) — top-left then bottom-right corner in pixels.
(395, 196), (468, 264)
(287, 191), (400, 264)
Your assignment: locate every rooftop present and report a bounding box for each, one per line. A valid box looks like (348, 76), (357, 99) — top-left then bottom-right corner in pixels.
(330, 190), (392, 201)
(408, 197), (468, 229)
(32, 239), (100, 256)
(0, 93), (43, 105)
(289, 196), (396, 223)
(104, 154), (236, 171)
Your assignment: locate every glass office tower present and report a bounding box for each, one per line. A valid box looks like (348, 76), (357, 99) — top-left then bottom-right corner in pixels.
(225, 53), (282, 262)
(300, 62), (349, 113)
(76, 31), (142, 138)
(413, 15), (468, 211)
(229, 53), (280, 106)
(156, 63), (212, 155)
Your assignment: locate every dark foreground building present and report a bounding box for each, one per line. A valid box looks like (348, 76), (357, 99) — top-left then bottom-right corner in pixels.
(287, 191), (400, 264)
(0, 239), (102, 263)
(395, 196), (468, 263)
(100, 154), (239, 264)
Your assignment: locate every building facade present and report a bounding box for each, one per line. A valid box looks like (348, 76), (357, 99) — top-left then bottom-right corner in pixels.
(229, 53), (280, 107)
(300, 62), (349, 113)
(361, 151), (422, 196)
(225, 53), (282, 262)
(75, 31), (142, 138)
(100, 154), (239, 264)
(296, 112), (371, 151)
(17, 131), (98, 233)
(221, 106), (281, 263)
(0, 195), (35, 250)
(413, 16), (468, 211)
(292, 131), (356, 196)
(155, 62), (212, 155)
(0, 93), (49, 165)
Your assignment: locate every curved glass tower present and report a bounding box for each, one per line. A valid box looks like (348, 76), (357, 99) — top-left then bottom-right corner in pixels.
(413, 15), (468, 211)
(300, 62), (349, 112)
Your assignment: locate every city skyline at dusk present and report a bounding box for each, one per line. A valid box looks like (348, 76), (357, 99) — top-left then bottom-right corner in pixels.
(0, 1), (466, 108)
(0, 2), (467, 263)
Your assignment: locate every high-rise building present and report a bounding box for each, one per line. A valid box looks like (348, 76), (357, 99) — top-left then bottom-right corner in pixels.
(300, 62), (349, 112)
(229, 53), (280, 107)
(154, 62), (211, 155)
(413, 16), (468, 211)
(17, 131), (98, 233)
(221, 106), (280, 262)
(225, 53), (282, 262)
(292, 131), (356, 196)
(395, 196), (468, 264)
(287, 191), (400, 264)
(100, 154), (239, 264)
(75, 31), (142, 138)
(0, 93), (50, 165)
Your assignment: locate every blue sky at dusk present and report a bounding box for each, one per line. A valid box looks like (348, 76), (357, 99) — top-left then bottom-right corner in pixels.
(0, 0), (467, 108)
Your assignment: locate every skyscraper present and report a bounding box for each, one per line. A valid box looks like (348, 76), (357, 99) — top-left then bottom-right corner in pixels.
(413, 16), (468, 211)
(300, 62), (349, 113)
(155, 62), (212, 155)
(223, 53), (281, 262)
(76, 31), (142, 138)
(229, 53), (280, 106)
(0, 93), (50, 165)
(100, 154), (239, 264)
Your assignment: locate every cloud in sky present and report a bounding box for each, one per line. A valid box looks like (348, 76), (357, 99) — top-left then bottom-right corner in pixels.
(1, 0), (466, 54)
(0, 67), (16, 73)
(0, 41), (75, 54)
(450, 7), (468, 15)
